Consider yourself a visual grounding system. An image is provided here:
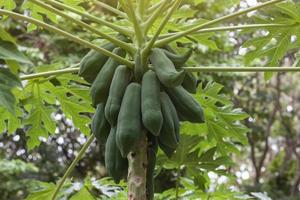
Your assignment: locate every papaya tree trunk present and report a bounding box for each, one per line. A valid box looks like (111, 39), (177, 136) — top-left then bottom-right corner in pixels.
(127, 131), (148, 200)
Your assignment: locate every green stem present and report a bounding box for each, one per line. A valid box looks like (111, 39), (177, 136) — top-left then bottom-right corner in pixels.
(20, 66), (300, 81)
(182, 67), (300, 72)
(159, 23), (295, 38)
(143, 0), (168, 34)
(51, 134), (95, 200)
(155, 0), (285, 47)
(127, 0), (144, 47)
(29, 0), (135, 54)
(142, 0), (182, 58)
(44, 0), (133, 36)
(175, 166), (181, 200)
(20, 67), (80, 80)
(118, 0), (131, 17)
(94, 0), (127, 18)
(0, 9), (133, 67)
(147, 1), (163, 14)
(140, 0), (147, 19)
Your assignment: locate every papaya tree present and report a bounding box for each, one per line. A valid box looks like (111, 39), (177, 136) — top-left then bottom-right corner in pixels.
(0, 0), (300, 199)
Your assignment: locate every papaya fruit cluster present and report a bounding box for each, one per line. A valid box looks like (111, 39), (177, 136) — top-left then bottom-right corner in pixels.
(79, 38), (205, 197)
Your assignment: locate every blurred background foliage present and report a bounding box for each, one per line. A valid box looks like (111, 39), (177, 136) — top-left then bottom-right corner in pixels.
(0, 0), (300, 199)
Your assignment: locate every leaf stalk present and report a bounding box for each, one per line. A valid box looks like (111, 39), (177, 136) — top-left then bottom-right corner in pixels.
(155, 0), (286, 46)
(0, 9), (134, 66)
(29, 0), (135, 54)
(20, 66), (300, 81)
(44, 0), (133, 36)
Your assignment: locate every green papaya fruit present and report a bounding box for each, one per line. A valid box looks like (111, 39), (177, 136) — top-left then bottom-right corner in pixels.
(105, 65), (132, 126)
(182, 72), (197, 94)
(166, 86), (204, 123)
(141, 70), (163, 136)
(105, 127), (128, 184)
(79, 42), (116, 83)
(158, 139), (176, 158)
(162, 44), (176, 54)
(149, 48), (185, 88)
(90, 47), (126, 106)
(116, 83), (143, 157)
(162, 48), (193, 68)
(159, 92), (180, 149)
(91, 103), (111, 144)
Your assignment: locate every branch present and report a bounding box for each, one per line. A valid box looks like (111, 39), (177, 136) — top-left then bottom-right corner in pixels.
(94, 0), (127, 18)
(127, 0), (144, 47)
(143, 0), (183, 57)
(159, 23), (295, 38)
(147, 1), (164, 14)
(20, 67), (80, 80)
(44, 0), (133, 36)
(19, 66), (300, 81)
(137, 0), (146, 19)
(143, 0), (168, 34)
(182, 67), (300, 72)
(155, 0), (286, 46)
(52, 134), (95, 200)
(0, 9), (133, 67)
(29, 0), (135, 54)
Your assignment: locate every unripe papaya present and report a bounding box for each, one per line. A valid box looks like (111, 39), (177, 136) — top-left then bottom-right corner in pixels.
(182, 72), (197, 94)
(79, 42), (115, 83)
(159, 92), (180, 149)
(105, 127), (128, 184)
(158, 140), (176, 158)
(105, 65), (132, 126)
(166, 86), (204, 123)
(141, 70), (163, 136)
(90, 48), (126, 106)
(91, 103), (110, 144)
(149, 48), (185, 87)
(116, 83), (143, 157)
(162, 48), (193, 68)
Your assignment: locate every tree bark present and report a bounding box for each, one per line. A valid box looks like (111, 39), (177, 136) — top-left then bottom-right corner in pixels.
(127, 131), (148, 200)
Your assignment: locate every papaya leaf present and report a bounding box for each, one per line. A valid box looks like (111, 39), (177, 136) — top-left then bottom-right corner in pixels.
(22, 74), (93, 149)
(243, 1), (300, 80)
(24, 82), (56, 150)
(69, 187), (95, 200)
(0, 106), (22, 134)
(25, 182), (56, 200)
(197, 82), (249, 151)
(0, 27), (16, 44)
(22, 0), (59, 32)
(0, 68), (21, 114)
(0, 0), (16, 11)
(0, 40), (32, 64)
